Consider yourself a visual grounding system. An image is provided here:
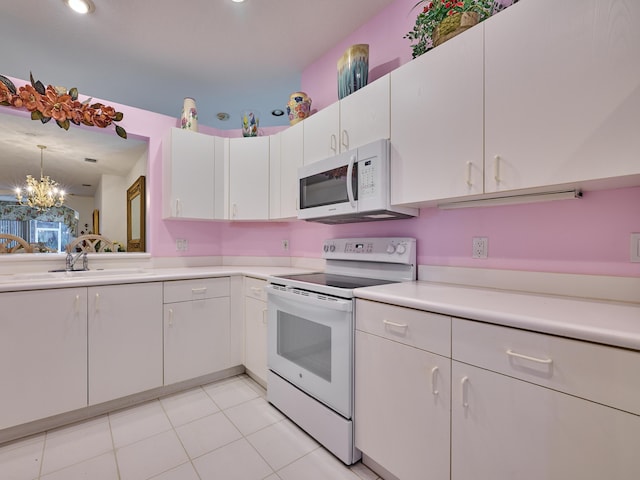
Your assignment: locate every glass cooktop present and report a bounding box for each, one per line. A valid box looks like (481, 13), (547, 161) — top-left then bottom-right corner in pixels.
(274, 272), (397, 290)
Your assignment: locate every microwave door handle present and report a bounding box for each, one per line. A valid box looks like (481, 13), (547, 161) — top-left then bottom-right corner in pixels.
(346, 154), (356, 208)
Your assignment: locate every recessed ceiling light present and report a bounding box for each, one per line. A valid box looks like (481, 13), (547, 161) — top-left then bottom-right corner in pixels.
(216, 112), (230, 121)
(271, 109), (285, 117)
(232, 0), (246, 3)
(63, 0), (95, 14)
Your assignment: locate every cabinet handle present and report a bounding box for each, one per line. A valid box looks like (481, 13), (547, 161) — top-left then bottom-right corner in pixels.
(431, 366), (439, 396)
(461, 376), (469, 408)
(168, 308), (174, 327)
(466, 161), (473, 186)
(506, 349), (553, 365)
(175, 198), (181, 217)
(232, 203), (238, 218)
(191, 287), (207, 294)
(94, 292), (100, 311)
(262, 308), (268, 325)
(330, 134), (337, 155)
(493, 155), (501, 183)
(382, 319), (408, 329)
(75, 294), (80, 314)
(341, 129), (349, 151)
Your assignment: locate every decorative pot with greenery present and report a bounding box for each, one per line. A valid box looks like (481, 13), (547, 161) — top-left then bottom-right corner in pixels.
(405, 0), (493, 58)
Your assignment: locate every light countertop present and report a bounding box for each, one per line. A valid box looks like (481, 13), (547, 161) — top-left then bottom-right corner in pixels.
(0, 266), (315, 293)
(354, 281), (640, 351)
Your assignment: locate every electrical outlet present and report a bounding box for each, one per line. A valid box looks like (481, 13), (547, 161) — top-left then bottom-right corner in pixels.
(631, 233), (640, 263)
(176, 239), (188, 251)
(472, 237), (488, 259)
(282, 239), (289, 251)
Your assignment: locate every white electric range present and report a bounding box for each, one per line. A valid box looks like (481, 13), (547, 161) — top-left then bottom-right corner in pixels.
(265, 237), (416, 464)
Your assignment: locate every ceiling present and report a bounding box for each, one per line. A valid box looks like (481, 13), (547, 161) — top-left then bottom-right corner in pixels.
(0, 0), (397, 197)
(0, 0), (397, 129)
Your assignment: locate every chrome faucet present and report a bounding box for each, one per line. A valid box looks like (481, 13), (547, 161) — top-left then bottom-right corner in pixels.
(66, 251), (88, 271)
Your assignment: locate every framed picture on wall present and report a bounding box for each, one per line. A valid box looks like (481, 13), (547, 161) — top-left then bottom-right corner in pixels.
(92, 209), (100, 235)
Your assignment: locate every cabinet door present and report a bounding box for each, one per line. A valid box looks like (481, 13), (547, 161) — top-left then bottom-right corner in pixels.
(269, 131), (282, 219)
(164, 297), (230, 384)
(355, 331), (450, 480)
(339, 74), (390, 153)
(303, 102), (340, 165)
(244, 277), (267, 384)
(451, 361), (640, 480)
(229, 136), (270, 220)
(484, 0), (640, 192)
(88, 283), (163, 404)
(278, 121), (304, 219)
(163, 128), (216, 219)
(390, 26), (483, 206)
(0, 288), (87, 429)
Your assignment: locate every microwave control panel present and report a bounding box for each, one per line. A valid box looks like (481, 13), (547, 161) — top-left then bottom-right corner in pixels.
(359, 159), (377, 198)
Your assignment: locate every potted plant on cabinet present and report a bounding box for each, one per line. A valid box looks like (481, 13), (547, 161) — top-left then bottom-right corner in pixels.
(405, 0), (494, 58)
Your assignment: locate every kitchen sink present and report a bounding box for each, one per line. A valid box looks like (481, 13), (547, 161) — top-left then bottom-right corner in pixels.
(9, 268), (153, 281)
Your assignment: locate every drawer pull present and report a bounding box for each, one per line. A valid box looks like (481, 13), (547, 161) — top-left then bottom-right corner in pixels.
(382, 319), (408, 329)
(506, 349), (553, 365)
(250, 286), (263, 295)
(168, 308), (174, 327)
(262, 308), (268, 325)
(461, 376), (469, 408)
(431, 366), (439, 396)
(191, 287), (207, 294)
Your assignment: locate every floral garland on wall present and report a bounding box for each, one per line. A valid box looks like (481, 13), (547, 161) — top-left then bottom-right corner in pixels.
(0, 73), (127, 139)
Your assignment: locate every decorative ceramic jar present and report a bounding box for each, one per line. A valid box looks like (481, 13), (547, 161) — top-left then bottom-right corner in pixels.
(433, 11), (479, 47)
(241, 110), (260, 137)
(286, 92), (312, 126)
(337, 44), (369, 100)
(180, 97), (198, 131)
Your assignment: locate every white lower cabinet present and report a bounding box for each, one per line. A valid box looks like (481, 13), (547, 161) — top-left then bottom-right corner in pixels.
(451, 361), (640, 479)
(355, 300), (451, 480)
(451, 319), (640, 480)
(88, 283), (163, 404)
(0, 288), (88, 429)
(243, 277), (268, 385)
(163, 278), (231, 385)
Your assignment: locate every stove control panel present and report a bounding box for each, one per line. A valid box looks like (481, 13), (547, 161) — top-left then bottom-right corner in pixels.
(322, 237), (416, 265)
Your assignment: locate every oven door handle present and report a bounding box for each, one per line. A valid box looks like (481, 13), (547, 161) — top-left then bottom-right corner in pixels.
(266, 285), (353, 312)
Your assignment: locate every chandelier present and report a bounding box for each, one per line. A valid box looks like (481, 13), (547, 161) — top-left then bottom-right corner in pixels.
(15, 145), (65, 211)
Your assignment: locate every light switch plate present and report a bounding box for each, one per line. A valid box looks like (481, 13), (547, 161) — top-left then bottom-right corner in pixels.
(631, 233), (640, 263)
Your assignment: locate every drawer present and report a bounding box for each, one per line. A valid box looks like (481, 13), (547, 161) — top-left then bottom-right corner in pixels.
(356, 299), (451, 358)
(164, 277), (230, 303)
(452, 319), (640, 416)
(244, 277), (267, 301)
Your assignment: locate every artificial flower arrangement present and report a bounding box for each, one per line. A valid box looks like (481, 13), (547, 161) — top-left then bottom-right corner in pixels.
(405, 0), (494, 58)
(0, 72), (127, 139)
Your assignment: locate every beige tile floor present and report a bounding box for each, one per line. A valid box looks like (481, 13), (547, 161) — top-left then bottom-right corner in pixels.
(0, 375), (382, 480)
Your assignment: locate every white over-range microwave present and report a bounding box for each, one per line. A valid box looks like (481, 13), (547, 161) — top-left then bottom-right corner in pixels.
(297, 139), (418, 224)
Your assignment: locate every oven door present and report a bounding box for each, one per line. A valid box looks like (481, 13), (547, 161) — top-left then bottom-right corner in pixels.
(266, 285), (353, 419)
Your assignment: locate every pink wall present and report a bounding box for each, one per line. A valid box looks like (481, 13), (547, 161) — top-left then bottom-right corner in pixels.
(5, 0), (640, 280)
(301, 0), (417, 111)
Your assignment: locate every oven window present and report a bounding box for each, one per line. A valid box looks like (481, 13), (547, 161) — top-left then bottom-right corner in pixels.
(277, 311), (332, 382)
(299, 164), (358, 209)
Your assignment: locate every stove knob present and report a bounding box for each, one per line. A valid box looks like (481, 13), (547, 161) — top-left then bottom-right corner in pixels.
(396, 244), (407, 255)
(323, 245), (329, 253)
(386, 244), (396, 254)
(329, 244), (336, 252)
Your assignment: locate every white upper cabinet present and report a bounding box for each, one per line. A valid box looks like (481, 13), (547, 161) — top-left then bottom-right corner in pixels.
(390, 26), (484, 206)
(229, 136), (270, 220)
(303, 75), (390, 165)
(277, 121), (304, 219)
(484, 0), (640, 193)
(163, 128), (217, 220)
